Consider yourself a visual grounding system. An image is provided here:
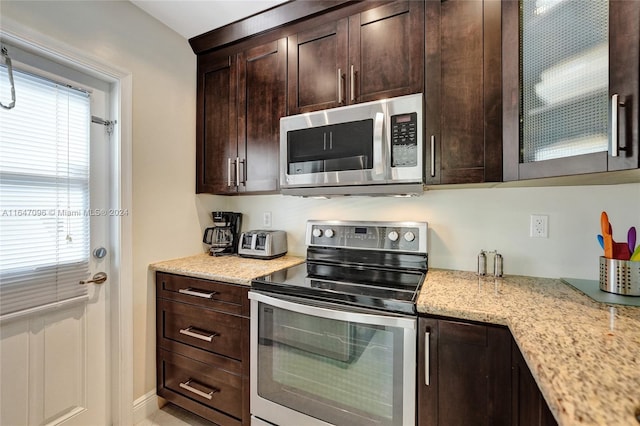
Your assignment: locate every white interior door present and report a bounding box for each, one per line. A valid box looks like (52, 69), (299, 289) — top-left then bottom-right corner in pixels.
(0, 71), (112, 426)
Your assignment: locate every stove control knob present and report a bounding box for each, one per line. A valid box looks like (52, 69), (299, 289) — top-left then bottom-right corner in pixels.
(404, 231), (416, 242)
(312, 228), (323, 238)
(388, 231), (399, 242)
(325, 229), (335, 238)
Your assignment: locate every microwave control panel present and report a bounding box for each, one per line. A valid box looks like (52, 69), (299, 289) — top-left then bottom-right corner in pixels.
(390, 112), (418, 167)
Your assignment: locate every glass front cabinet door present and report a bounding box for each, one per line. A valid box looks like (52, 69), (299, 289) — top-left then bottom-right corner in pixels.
(503, 0), (639, 180)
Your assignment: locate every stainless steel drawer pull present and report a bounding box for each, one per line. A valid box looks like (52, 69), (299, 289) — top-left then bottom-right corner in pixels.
(609, 94), (627, 157)
(350, 65), (355, 101)
(425, 331), (430, 386)
(179, 379), (218, 400)
(178, 288), (216, 299)
(337, 68), (343, 104)
(430, 135), (436, 177)
(227, 157), (233, 187)
(179, 326), (216, 342)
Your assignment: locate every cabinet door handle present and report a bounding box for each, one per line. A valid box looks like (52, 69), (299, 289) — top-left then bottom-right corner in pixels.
(178, 287), (217, 299)
(236, 157), (247, 186)
(227, 157), (233, 186)
(236, 157), (241, 186)
(610, 94), (627, 157)
(179, 326), (217, 342)
(430, 135), (436, 177)
(337, 68), (343, 104)
(424, 331), (430, 386)
(350, 65), (355, 102)
(179, 379), (218, 400)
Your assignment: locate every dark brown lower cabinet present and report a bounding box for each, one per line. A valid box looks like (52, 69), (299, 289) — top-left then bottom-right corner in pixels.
(418, 317), (512, 426)
(512, 340), (558, 426)
(418, 317), (557, 426)
(156, 273), (250, 426)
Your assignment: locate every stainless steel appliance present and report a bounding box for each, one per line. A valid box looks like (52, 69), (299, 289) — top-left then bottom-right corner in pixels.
(280, 94), (424, 197)
(249, 220), (428, 426)
(238, 230), (288, 259)
(202, 211), (242, 256)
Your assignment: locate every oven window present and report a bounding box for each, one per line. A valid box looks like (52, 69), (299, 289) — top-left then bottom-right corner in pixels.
(257, 302), (408, 426)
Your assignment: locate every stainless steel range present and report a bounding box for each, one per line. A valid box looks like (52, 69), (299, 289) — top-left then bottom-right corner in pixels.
(249, 220), (428, 426)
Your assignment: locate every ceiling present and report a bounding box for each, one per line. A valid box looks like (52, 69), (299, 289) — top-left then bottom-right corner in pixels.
(130, 0), (289, 40)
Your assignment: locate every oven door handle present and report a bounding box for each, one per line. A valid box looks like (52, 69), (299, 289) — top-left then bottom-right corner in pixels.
(248, 291), (416, 329)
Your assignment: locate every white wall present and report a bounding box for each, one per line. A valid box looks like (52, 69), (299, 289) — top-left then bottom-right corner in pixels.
(0, 0), (217, 401)
(219, 182), (640, 280)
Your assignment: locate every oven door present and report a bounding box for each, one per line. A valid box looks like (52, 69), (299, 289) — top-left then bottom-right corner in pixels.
(249, 291), (416, 426)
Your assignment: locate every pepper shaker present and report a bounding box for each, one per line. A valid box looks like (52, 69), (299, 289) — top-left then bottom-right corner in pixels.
(494, 253), (503, 277)
(477, 250), (487, 276)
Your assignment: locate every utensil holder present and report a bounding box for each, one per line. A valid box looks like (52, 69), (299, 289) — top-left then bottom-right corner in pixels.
(599, 256), (640, 296)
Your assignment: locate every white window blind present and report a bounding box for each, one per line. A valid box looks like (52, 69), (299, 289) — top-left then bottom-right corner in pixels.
(0, 65), (91, 318)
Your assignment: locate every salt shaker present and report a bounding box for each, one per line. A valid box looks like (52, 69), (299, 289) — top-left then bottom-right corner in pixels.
(494, 253), (503, 277)
(477, 250), (487, 276)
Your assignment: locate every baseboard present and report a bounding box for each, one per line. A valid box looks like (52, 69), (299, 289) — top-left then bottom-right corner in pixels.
(133, 389), (166, 425)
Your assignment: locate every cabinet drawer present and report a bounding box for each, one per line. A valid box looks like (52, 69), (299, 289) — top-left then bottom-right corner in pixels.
(158, 348), (242, 419)
(158, 298), (242, 360)
(156, 272), (248, 316)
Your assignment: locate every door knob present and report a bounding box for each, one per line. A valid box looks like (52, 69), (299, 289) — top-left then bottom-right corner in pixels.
(80, 272), (108, 285)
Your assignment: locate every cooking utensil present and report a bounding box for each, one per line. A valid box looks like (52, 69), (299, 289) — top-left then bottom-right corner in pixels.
(601, 212), (613, 258)
(631, 245), (640, 262)
(597, 234), (604, 249)
(628, 226), (637, 254)
(613, 242), (631, 261)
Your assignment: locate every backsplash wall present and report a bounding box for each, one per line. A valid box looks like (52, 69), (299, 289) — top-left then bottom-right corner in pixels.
(200, 182), (640, 280)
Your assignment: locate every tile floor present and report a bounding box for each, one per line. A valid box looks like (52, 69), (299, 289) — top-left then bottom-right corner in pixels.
(135, 403), (218, 426)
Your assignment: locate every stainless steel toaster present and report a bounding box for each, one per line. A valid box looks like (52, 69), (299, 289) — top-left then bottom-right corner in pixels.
(238, 230), (288, 259)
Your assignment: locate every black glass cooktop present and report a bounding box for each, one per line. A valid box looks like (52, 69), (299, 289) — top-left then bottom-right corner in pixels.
(251, 261), (425, 315)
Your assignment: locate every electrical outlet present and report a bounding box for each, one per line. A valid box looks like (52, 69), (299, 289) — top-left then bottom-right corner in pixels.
(530, 214), (548, 238)
(263, 211), (272, 228)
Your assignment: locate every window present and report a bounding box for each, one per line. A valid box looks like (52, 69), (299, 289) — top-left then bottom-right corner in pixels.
(0, 65), (91, 318)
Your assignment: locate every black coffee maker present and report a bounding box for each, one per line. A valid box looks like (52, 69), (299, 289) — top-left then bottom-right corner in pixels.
(203, 212), (242, 256)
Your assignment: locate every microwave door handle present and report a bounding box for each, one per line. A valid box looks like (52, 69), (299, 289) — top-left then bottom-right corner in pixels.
(373, 112), (385, 176)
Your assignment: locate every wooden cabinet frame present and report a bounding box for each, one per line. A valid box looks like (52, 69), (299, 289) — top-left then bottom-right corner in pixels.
(502, 0), (639, 181)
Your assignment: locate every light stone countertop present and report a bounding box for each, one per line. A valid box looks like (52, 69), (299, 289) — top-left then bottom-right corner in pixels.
(417, 269), (640, 426)
(150, 253), (305, 285)
(149, 255), (640, 425)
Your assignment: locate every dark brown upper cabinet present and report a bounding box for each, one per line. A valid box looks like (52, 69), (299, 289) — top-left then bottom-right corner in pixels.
(196, 53), (237, 194)
(288, 0), (424, 115)
(196, 38), (286, 194)
(424, 0), (503, 185)
(287, 20), (348, 114)
(237, 39), (287, 193)
(503, 0), (639, 181)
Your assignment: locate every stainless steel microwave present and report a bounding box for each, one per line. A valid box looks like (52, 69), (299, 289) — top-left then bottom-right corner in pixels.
(280, 94), (424, 196)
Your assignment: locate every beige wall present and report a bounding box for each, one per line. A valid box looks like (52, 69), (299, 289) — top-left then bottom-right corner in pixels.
(0, 0), (214, 400)
(219, 182), (640, 280)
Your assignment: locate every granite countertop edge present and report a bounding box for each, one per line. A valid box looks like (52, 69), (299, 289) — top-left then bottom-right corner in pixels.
(149, 255), (640, 426)
(149, 252), (306, 286)
(417, 269), (640, 426)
